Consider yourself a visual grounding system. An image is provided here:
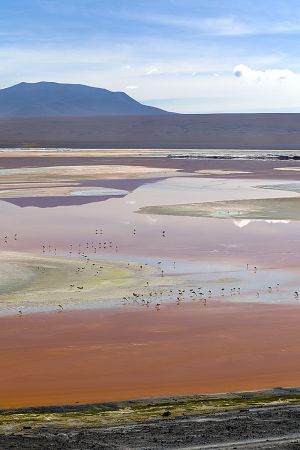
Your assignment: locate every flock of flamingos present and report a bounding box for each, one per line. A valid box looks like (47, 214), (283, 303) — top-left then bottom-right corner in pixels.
(1, 224), (299, 318)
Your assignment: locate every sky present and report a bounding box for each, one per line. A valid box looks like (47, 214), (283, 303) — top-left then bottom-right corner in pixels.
(2, 0), (300, 113)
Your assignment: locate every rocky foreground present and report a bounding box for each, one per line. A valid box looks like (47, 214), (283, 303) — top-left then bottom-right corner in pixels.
(2, 390), (300, 449)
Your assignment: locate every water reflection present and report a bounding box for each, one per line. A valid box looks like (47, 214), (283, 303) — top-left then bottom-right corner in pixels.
(233, 219), (291, 228)
(1, 177), (163, 208)
(1, 175), (300, 308)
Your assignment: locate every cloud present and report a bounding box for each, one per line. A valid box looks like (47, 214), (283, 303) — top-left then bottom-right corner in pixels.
(126, 11), (300, 37)
(126, 85), (138, 90)
(162, 16), (253, 37)
(126, 13), (254, 37)
(233, 64), (298, 82)
(146, 66), (159, 75)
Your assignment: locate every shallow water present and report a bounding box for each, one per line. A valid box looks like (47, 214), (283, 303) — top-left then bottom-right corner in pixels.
(1, 175), (300, 311)
(2, 301), (300, 408)
(2, 163), (300, 407)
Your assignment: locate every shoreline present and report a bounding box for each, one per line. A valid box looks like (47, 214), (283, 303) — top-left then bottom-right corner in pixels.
(1, 387), (300, 443)
(2, 147), (300, 159)
(2, 386), (300, 413)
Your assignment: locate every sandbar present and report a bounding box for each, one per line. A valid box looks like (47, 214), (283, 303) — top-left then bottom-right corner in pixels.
(0, 252), (181, 314)
(196, 169), (252, 175)
(0, 164), (184, 198)
(138, 197), (300, 221)
(0, 164), (179, 182)
(0, 186), (129, 198)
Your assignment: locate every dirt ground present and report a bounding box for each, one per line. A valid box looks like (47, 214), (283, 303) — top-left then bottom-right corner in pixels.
(2, 399), (300, 449)
(2, 113), (300, 149)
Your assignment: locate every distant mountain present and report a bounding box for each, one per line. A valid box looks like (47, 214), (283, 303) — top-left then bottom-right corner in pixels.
(0, 82), (170, 117)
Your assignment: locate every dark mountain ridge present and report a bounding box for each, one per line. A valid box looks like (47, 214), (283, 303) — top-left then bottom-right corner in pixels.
(0, 82), (170, 117)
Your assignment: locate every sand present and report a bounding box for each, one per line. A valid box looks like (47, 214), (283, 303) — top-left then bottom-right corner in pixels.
(0, 164), (179, 181)
(0, 164), (184, 198)
(276, 167), (300, 171)
(257, 182), (300, 194)
(138, 197), (300, 221)
(0, 252), (181, 314)
(196, 169), (252, 175)
(3, 151), (300, 184)
(0, 186), (129, 198)
(2, 301), (300, 408)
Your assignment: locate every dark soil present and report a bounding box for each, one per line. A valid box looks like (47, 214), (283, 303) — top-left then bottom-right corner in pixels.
(2, 404), (300, 449)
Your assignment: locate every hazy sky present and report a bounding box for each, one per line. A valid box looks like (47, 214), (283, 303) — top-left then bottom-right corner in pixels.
(2, 0), (300, 113)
